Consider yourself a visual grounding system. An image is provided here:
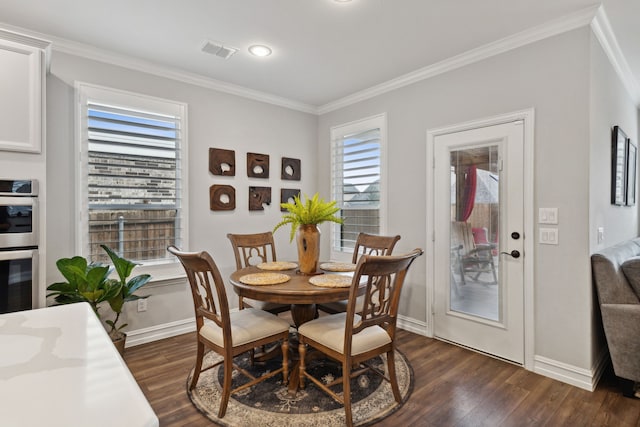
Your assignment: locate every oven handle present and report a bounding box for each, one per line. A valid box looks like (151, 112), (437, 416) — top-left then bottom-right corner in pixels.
(0, 248), (37, 261)
(0, 196), (37, 207)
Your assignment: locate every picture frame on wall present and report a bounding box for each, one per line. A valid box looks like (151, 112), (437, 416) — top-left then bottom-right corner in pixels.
(611, 126), (627, 206)
(626, 138), (637, 206)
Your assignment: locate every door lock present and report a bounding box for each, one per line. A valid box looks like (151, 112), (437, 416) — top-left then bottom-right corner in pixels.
(500, 250), (521, 259)
(511, 232), (520, 240)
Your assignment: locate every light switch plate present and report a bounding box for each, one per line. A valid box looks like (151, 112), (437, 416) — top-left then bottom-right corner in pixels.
(539, 227), (559, 245)
(539, 208), (558, 224)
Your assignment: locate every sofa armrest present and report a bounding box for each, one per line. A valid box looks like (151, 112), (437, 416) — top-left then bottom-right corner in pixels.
(601, 303), (640, 382)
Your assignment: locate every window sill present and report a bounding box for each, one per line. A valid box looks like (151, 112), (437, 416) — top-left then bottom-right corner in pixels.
(128, 261), (186, 288)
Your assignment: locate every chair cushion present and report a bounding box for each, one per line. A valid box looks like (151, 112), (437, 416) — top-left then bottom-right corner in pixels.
(199, 308), (290, 348)
(298, 312), (391, 356)
(621, 257), (640, 298)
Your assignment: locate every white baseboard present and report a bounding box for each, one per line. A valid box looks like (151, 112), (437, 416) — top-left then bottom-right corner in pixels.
(125, 318), (196, 348)
(533, 350), (609, 391)
(397, 314), (429, 336)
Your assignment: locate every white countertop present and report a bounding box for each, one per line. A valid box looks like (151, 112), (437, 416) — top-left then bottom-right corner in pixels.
(0, 303), (158, 427)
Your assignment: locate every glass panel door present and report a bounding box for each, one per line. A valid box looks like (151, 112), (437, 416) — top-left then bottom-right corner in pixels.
(449, 145), (500, 321)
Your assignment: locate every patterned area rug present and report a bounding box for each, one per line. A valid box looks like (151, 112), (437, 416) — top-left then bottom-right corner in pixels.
(187, 349), (413, 426)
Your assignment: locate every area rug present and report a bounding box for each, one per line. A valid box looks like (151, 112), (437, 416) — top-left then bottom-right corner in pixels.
(187, 349), (414, 426)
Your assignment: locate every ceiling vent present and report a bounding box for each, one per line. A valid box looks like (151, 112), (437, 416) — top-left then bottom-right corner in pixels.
(201, 40), (238, 60)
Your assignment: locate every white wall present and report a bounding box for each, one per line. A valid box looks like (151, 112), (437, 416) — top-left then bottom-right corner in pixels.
(589, 33), (639, 252)
(318, 28), (596, 371)
(45, 51), (317, 333)
(588, 31), (640, 365)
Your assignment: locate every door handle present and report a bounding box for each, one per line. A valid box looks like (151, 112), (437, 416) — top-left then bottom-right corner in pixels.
(500, 250), (521, 259)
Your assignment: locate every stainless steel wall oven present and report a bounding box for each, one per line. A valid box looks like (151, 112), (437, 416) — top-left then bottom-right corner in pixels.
(0, 179), (38, 314)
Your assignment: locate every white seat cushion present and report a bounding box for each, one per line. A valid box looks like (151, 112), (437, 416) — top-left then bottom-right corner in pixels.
(199, 308), (290, 348)
(298, 312), (391, 356)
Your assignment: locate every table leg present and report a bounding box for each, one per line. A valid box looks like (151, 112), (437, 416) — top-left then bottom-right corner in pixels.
(290, 303), (318, 328)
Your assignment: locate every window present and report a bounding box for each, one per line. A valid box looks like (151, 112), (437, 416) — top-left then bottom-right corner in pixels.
(330, 114), (386, 257)
(76, 83), (187, 275)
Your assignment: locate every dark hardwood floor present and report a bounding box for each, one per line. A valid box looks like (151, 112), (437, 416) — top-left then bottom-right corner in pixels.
(124, 330), (640, 426)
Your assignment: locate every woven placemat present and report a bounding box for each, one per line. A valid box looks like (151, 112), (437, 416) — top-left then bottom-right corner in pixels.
(257, 261), (298, 271)
(320, 262), (357, 272)
(309, 274), (352, 288)
(239, 272), (290, 285)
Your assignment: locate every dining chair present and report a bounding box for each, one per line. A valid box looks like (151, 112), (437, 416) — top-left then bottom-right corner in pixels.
(167, 245), (290, 418)
(227, 231), (290, 315)
(297, 248), (423, 427)
(317, 232), (401, 314)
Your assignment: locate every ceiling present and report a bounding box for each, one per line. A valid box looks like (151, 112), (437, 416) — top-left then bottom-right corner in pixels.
(1, 0), (639, 111)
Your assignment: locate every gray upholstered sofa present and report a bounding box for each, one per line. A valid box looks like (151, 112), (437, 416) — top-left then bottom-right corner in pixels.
(591, 237), (640, 397)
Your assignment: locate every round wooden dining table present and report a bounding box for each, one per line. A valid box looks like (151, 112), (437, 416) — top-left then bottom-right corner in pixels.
(229, 263), (363, 328)
(230, 263), (363, 395)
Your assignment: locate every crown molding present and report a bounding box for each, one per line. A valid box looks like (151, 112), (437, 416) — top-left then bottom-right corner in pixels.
(591, 6), (640, 107)
(0, 26), (51, 72)
(53, 37), (319, 114)
(317, 5), (600, 114)
(0, 23), (317, 115)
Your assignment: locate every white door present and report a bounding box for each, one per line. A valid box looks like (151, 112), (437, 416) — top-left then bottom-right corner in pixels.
(433, 121), (524, 364)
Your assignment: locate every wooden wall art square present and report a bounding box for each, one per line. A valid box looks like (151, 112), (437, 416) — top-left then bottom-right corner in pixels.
(210, 184), (236, 211)
(249, 186), (271, 211)
(247, 153), (269, 178)
(209, 148), (236, 176)
(281, 157), (301, 180)
(280, 188), (300, 211)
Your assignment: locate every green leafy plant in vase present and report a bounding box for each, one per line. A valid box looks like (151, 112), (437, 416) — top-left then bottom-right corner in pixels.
(47, 244), (151, 354)
(274, 193), (343, 274)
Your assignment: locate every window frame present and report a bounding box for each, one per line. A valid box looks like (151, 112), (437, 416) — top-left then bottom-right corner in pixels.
(329, 113), (388, 261)
(75, 82), (189, 282)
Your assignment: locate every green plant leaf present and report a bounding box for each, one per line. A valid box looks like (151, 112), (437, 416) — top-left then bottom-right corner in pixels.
(55, 256), (88, 284)
(124, 274), (152, 297)
(108, 294), (125, 314)
(101, 244), (137, 284)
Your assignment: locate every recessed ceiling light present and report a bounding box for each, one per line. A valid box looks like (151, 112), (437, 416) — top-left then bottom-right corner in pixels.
(248, 45), (272, 57)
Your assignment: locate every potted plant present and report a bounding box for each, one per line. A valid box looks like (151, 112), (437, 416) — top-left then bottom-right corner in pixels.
(46, 244), (151, 355)
(274, 193), (343, 274)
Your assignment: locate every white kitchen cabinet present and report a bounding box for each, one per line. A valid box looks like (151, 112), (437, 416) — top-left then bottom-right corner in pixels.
(0, 29), (49, 153)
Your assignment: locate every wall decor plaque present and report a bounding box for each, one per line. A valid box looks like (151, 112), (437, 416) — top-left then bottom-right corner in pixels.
(209, 148), (236, 176)
(210, 184), (236, 211)
(249, 186), (271, 211)
(281, 157), (301, 181)
(280, 188), (300, 211)
(247, 153), (270, 178)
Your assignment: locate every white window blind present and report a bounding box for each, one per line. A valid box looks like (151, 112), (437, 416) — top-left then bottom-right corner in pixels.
(77, 84), (186, 265)
(331, 115), (385, 253)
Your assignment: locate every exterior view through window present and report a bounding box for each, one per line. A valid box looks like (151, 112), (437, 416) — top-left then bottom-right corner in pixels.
(77, 84), (185, 265)
(331, 114), (385, 254)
